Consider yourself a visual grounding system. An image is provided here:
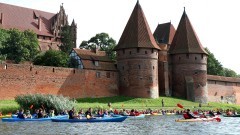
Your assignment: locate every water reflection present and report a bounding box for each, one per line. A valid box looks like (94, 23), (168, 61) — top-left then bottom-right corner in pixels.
(1, 115), (240, 135)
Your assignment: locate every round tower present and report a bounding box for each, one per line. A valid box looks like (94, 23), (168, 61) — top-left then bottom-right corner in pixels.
(169, 9), (208, 103)
(114, 1), (160, 98)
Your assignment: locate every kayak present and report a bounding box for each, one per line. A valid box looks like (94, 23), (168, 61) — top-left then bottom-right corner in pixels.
(51, 116), (127, 123)
(166, 113), (176, 115)
(151, 113), (162, 116)
(223, 114), (240, 117)
(175, 117), (221, 122)
(0, 115), (12, 118)
(128, 114), (145, 119)
(2, 115), (69, 122)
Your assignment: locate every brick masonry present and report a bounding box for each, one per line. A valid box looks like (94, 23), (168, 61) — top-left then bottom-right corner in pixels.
(0, 64), (119, 100)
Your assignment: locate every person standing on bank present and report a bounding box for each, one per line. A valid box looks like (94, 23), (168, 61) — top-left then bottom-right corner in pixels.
(162, 99), (164, 107)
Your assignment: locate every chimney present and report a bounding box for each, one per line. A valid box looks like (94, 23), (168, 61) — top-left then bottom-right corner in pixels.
(0, 13), (3, 24)
(38, 16), (41, 31)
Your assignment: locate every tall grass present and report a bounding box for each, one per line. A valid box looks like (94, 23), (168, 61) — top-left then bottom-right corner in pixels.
(15, 94), (75, 113)
(0, 100), (19, 114)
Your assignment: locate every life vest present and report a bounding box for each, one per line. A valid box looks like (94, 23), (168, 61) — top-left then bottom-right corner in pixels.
(183, 113), (190, 119)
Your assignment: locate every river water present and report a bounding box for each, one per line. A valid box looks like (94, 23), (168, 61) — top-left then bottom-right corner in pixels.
(0, 115), (239, 135)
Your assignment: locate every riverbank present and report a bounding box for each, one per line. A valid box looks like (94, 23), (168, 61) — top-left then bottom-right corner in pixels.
(1, 96), (240, 114)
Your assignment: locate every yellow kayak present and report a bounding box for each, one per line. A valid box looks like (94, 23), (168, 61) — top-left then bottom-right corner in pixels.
(166, 113), (175, 115)
(0, 115), (11, 118)
(152, 113), (163, 116)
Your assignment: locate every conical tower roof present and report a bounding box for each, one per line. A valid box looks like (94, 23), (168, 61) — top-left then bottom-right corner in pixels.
(153, 22), (176, 45)
(169, 9), (208, 54)
(114, 1), (160, 50)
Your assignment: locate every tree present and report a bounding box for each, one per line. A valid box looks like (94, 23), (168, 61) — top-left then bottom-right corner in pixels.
(224, 68), (238, 78)
(0, 29), (39, 63)
(0, 29), (9, 61)
(59, 25), (75, 53)
(33, 50), (69, 67)
(205, 48), (225, 76)
(79, 33), (116, 60)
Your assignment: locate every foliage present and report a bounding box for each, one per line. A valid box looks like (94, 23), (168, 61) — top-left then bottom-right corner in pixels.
(0, 29), (39, 63)
(79, 32), (116, 60)
(68, 57), (79, 68)
(224, 68), (238, 78)
(59, 25), (75, 53)
(15, 94), (75, 113)
(0, 100), (19, 114)
(205, 48), (225, 76)
(33, 50), (69, 67)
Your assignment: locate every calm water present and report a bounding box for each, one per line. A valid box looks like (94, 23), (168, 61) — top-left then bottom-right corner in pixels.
(0, 115), (239, 135)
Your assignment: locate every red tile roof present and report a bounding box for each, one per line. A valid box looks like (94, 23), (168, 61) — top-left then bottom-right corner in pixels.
(0, 2), (55, 37)
(169, 10), (208, 55)
(153, 22), (176, 45)
(72, 48), (117, 71)
(114, 1), (160, 50)
(208, 75), (240, 83)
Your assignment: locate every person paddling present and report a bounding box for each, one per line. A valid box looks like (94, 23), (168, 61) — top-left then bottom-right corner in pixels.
(184, 109), (197, 119)
(85, 108), (93, 119)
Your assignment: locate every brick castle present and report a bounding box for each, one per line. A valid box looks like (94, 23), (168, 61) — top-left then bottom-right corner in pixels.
(0, 2), (240, 104)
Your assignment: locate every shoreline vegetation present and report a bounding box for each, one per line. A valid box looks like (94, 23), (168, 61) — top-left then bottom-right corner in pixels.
(1, 96), (240, 115)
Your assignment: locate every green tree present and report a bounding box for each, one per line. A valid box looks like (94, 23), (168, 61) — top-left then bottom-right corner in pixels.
(79, 32), (116, 60)
(0, 29), (9, 61)
(224, 68), (238, 77)
(59, 25), (75, 53)
(33, 50), (69, 67)
(205, 48), (225, 76)
(1, 29), (39, 63)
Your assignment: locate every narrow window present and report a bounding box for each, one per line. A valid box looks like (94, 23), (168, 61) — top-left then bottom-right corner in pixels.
(153, 66), (155, 70)
(221, 96), (223, 100)
(152, 49), (154, 53)
(30, 66), (32, 71)
(137, 48), (139, 53)
(123, 49), (125, 54)
(195, 57), (197, 60)
(53, 68), (55, 72)
(96, 72), (101, 78)
(138, 65), (141, 69)
(186, 54), (189, 59)
(201, 54), (204, 59)
(95, 61), (99, 66)
(73, 70), (75, 74)
(145, 51), (148, 54)
(179, 57), (181, 60)
(122, 66), (124, 70)
(106, 72), (110, 78)
(129, 51), (132, 55)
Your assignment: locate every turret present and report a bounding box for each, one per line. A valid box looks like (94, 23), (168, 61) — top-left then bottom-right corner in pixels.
(169, 9), (208, 103)
(71, 19), (77, 48)
(114, 1), (160, 98)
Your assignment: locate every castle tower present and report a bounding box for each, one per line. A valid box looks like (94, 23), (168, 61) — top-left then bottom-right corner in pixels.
(169, 9), (208, 103)
(153, 22), (176, 96)
(114, 1), (161, 98)
(71, 19), (77, 48)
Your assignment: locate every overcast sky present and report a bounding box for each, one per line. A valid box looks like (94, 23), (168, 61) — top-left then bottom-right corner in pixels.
(1, 0), (240, 74)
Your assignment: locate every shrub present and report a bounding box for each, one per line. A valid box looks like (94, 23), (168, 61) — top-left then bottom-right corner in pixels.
(15, 94), (75, 113)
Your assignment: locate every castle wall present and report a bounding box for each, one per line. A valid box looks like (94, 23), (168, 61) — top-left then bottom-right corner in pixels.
(117, 48), (159, 98)
(171, 53), (208, 103)
(158, 50), (169, 96)
(207, 75), (240, 104)
(0, 64), (119, 100)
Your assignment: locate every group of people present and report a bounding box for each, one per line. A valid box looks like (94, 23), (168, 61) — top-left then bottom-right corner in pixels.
(15, 108), (55, 119)
(225, 109), (238, 116)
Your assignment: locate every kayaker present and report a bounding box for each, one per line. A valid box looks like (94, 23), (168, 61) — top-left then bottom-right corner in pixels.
(85, 108), (93, 119)
(26, 110), (32, 119)
(49, 109), (55, 117)
(185, 109), (197, 119)
(129, 109), (135, 116)
(37, 108), (44, 118)
(122, 109), (129, 116)
(208, 110), (215, 117)
(69, 107), (76, 119)
(17, 109), (26, 119)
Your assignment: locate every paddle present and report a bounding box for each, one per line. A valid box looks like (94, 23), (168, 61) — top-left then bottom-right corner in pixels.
(177, 103), (185, 109)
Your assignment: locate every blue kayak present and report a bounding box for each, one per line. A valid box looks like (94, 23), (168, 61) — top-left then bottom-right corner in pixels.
(2, 115), (69, 122)
(51, 116), (127, 123)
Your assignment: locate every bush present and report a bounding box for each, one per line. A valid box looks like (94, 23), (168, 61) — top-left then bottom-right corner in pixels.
(15, 94), (75, 113)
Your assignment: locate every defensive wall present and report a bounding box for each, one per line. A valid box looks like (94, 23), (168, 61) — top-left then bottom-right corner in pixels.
(0, 64), (119, 100)
(207, 75), (240, 104)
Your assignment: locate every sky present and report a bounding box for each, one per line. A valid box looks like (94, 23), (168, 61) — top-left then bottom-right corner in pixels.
(1, 0), (240, 74)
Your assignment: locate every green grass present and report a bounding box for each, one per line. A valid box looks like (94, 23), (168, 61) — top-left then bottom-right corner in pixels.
(1, 96), (240, 114)
(0, 100), (19, 114)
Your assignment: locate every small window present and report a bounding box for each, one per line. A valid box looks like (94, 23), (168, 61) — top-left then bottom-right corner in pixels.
(186, 54), (189, 59)
(30, 66), (32, 71)
(195, 57), (197, 60)
(152, 49), (154, 53)
(149, 76), (153, 81)
(122, 66), (124, 70)
(221, 96), (223, 100)
(96, 72), (101, 78)
(53, 68), (55, 72)
(145, 51), (148, 54)
(138, 65), (141, 69)
(123, 49), (125, 54)
(106, 72), (110, 78)
(94, 61), (99, 66)
(179, 57), (181, 60)
(129, 51), (132, 55)
(73, 70), (75, 74)
(137, 48), (140, 53)
(153, 66), (155, 70)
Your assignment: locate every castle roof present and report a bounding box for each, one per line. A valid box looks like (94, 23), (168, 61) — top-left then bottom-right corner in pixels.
(0, 2), (55, 37)
(153, 22), (176, 45)
(114, 1), (160, 50)
(72, 48), (116, 71)
(169, 9), (208, 55)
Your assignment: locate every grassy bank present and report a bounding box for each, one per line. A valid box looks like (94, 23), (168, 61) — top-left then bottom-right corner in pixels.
(1, 96), (240, 114)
